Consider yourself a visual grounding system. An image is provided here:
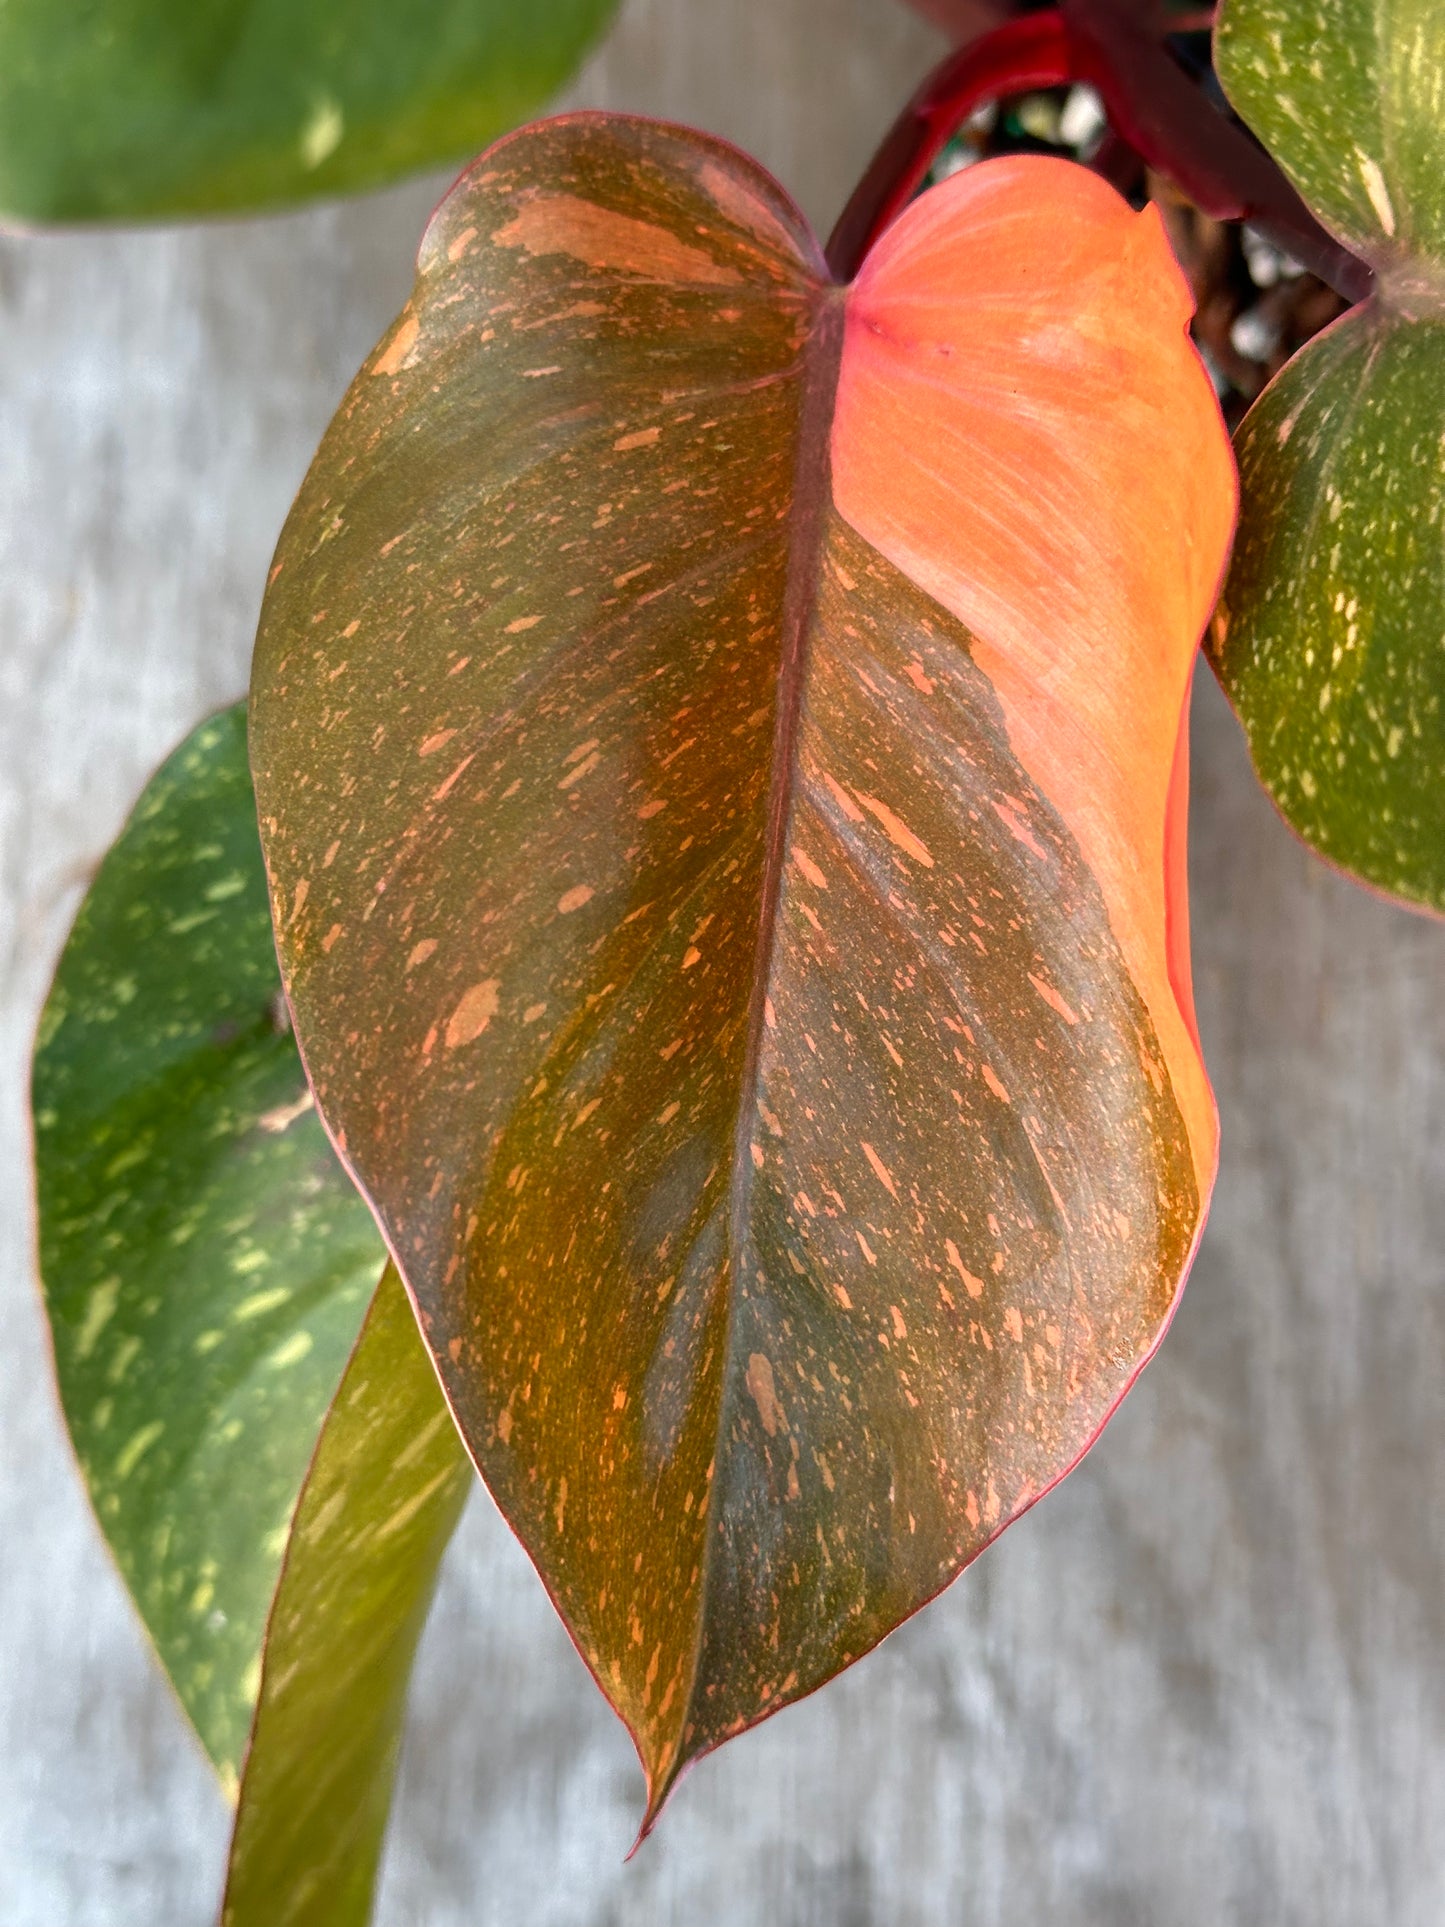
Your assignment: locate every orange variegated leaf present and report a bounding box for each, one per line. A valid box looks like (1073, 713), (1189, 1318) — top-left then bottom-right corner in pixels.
(249, 115), (1234, 1823)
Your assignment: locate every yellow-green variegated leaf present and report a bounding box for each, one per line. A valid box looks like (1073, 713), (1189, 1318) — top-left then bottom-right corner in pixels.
(32, 706), (386, 1785)
(251, 116), (1234, 1821)
(222, 1264), (470, 1927)
(1212, 0), (1445, 910)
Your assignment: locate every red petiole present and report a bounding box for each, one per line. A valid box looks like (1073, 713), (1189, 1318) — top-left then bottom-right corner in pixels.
(826, 12), (1071, 278)
(826, 2), (1372, 303)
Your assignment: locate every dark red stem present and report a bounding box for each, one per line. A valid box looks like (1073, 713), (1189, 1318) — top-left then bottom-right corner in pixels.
(1061, 0), (1370, 299)
(825, 2), (1373, 304)
(825, 12), (1071, 279)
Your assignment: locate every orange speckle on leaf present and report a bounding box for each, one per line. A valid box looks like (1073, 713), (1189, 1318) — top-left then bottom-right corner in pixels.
(373, 312), (419, 376)
(820, 770), (865, 823)
(745, 1353), (785, 1436)
(407, 938), (438, 970)
(491, 194), (744, 286)
(1028, 972), (1079, 1025)
(982, 1064), (1010, 1104)
(991, 795), (1049, 862)
(433, 754), (475, 801)
(558, 884), (594, 914)
(860, 1141), (898, 1199)
(855, 792), (934, 866)
(945, 1239), (985, 1299)
(445, 979), (500, 1049)
(792, 847), (828, 889)
(558, 751), (601, 790)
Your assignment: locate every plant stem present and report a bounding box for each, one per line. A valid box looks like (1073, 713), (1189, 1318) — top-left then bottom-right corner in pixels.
(826, 12), (1070, 279)
(826, 1), (1372, 304)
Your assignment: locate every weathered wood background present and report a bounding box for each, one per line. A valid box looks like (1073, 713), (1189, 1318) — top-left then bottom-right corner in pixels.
(3, 1), (1443, 1920)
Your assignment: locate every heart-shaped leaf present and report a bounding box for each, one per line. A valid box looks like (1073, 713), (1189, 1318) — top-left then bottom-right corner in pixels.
(1210, 0), (1445, 911)
(222, 1263), (470, 1927)
(0, 0), (617, 224)
(250, 115), (1234, 1818)
(32, 705), (386, 1786)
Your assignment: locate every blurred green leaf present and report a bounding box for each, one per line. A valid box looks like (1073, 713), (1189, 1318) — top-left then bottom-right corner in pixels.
(222, 1263), (471, 1927)
(0, 0), (618, 223)
(32, 703), (386, 1785)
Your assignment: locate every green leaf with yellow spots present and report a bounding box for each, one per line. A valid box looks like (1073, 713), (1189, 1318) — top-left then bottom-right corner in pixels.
(222, 1264), (471, 1927)
(0, 0), (617, 224)
(1210, 0), (1445, 910)
(251, 115), (1235, 1824)
(32, 704), (387, 1787)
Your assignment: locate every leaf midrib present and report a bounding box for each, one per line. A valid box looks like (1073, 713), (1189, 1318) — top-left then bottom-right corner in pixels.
(647, 277), (847, 1815)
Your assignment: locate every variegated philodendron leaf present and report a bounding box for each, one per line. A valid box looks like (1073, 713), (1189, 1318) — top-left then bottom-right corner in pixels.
(251, 115), (1234, 1822)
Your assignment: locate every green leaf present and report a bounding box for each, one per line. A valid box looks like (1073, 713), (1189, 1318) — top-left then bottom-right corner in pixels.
(250, 117), (1233, 1817)
(221, 1263), (471, 1927)
(0, 0), (617, 224)
(32, 704), (387, 1787)
(1211, 310), (1445, 906)
(1211, 0), (1445, 911)
(1215, 0), (1444, 265)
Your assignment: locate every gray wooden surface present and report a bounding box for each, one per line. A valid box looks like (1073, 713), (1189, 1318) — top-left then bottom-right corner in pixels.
(3, 1), (1443, 1921)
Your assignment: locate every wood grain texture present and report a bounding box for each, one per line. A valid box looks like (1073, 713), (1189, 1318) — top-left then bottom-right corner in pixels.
(3, 0), (1445, 1921)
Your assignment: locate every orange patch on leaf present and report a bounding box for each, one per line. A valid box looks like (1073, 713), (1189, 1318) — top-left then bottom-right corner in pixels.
(831, 156), (1233, 1198)
(491, 193), (745, 288)
(445, 979), (500, 1049)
